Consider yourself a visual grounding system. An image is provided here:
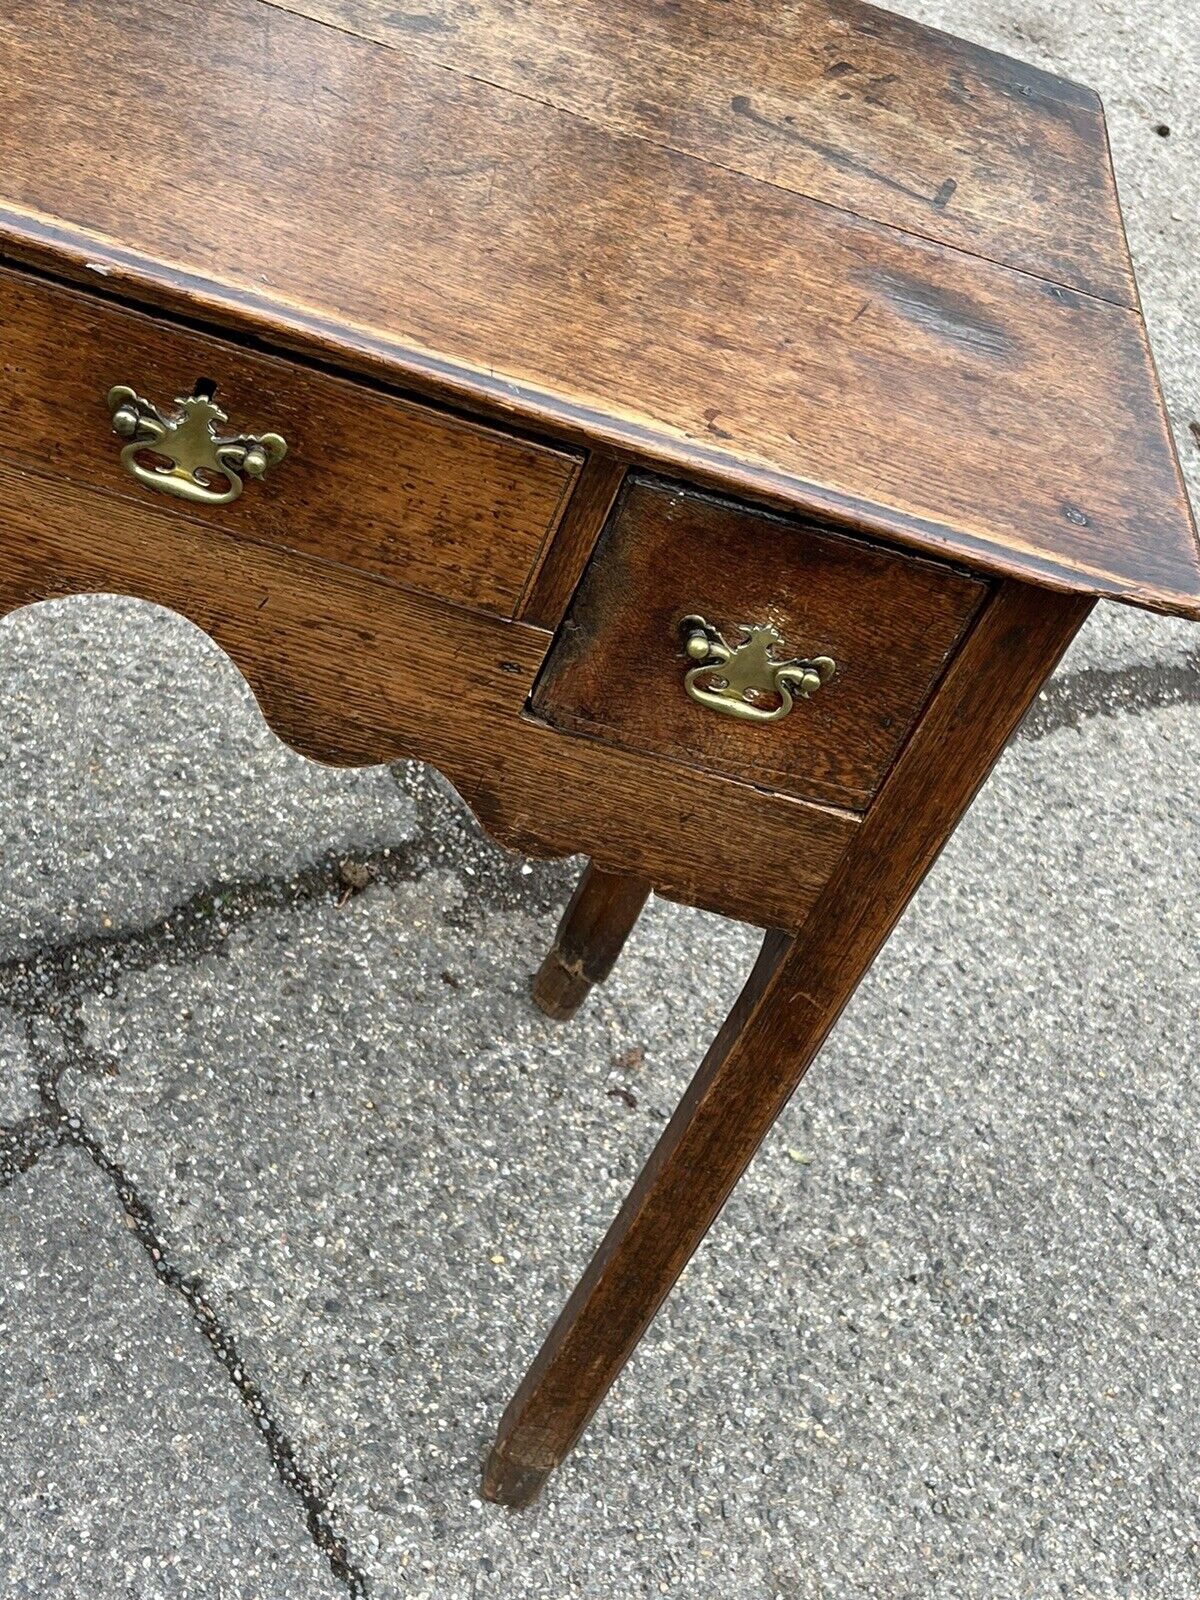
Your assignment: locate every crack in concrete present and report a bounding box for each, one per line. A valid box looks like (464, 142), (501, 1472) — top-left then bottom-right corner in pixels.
(0, 841), (436, 1591)
(2, 652), (1190, 1580)
(0, 771), (576, 1594)
(1019, 652), (1200, 740)
(0, 767), (574, 1044)
(2, 977), (374, 1593)
(1, 994), (370, 1595)
(1, 839), (420, 1020)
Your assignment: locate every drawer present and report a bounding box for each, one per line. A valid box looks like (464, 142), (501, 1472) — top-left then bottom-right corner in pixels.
(0, 455), (858, 930)
(531, 477), (989, 810)
(0, 264), (580, 617)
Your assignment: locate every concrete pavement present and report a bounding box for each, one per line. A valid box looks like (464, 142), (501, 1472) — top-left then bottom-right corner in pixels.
(1, 2), (1197, 1595)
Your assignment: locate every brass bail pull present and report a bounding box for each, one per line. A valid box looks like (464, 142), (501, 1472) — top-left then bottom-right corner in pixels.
(107, 381), (287, 505)
(680, 614), (835, 723)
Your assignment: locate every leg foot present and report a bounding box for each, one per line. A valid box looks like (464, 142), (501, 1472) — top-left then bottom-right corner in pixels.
(481, 1442), (553, 1508)
(530, 950), (593, 1020)
(532, 862), (650, 1021)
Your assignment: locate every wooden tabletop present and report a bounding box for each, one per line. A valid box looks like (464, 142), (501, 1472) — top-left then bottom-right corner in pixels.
(2, 0), (1196, 616)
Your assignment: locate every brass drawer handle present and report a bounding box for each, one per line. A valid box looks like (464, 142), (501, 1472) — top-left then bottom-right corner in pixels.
(681, 614), (835, 723)
(107, 380), (287, 505)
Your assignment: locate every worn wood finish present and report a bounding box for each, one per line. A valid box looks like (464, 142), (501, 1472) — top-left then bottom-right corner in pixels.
(533, 477), (988, 810)
(2, 0), (1194, 1520)
(519, 453), (627, 629)
(485, 581), (1094, 1506)
(531, 863), (652, 1021)
(0, 461), (858, 930)
(287, 0), (1134, 303)
(2, 0), (1196, 617)
(0, 264), (579, 619)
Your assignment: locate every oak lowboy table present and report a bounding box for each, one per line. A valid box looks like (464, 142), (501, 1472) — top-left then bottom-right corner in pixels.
(1, 0), (1196, 1507)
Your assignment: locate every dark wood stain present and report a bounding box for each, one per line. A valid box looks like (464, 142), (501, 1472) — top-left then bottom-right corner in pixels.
(863, 267), (1017, 358)
(0, 459), (857, 930)
(931, 177), (958, 210)
(728, 90), (947, 211)
(0, 0), (1195, 616)
(532, 477), (989, 810)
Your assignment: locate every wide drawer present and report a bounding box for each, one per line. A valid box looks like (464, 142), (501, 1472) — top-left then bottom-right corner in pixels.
(0, 264), (580, 617)
(531, 477), (989, 810)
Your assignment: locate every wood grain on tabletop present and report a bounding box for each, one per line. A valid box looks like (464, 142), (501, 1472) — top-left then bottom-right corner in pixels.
(287, 0), (1135, 304)
(1, 0), (1195, 617)
(0, 460), (858, 930)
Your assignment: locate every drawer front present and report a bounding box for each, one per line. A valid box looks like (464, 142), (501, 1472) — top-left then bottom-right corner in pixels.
(0, 456), (858, 930)
(0, 264), (580, 616)
(531, 478), (989, 810)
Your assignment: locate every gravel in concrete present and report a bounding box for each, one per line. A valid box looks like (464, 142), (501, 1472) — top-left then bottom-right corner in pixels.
(0, 0), (1196, 1595)
(0, 597), (413, 962)
(0, 1148), (346, 1600)
(0, 1009), (38, 1126)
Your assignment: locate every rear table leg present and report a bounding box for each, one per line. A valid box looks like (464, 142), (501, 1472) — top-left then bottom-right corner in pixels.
(532, 861), (650, 1020)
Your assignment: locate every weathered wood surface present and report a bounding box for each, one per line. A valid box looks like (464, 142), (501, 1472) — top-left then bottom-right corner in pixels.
(519, 453), (627, 629)
(486, 580), (1094, 1505)
(0, 461), (858, 929)
(286, 0), (1135, 303)
(1, 0), (1195, 617)
(0, 0), (1186, 1514)
(533, 478), (988, 811)
(0, 264), (578, 619)
(531, 863), (652, 1021)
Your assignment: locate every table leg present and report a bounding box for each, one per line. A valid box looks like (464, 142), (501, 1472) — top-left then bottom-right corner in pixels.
(484, 582), (1091, 1507)
(532, 861), (651, 1020)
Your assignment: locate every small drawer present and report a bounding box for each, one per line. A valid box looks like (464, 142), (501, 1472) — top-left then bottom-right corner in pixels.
(0, 264), (580, 617)
(531, 477), (989, 810)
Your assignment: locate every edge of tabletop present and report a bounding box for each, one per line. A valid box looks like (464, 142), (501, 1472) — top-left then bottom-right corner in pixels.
(2, 210), (1198, 625)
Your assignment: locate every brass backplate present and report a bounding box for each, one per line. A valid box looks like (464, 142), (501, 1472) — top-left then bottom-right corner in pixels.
(680, 615), (835, 723)
(107, 383), (287, 505)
